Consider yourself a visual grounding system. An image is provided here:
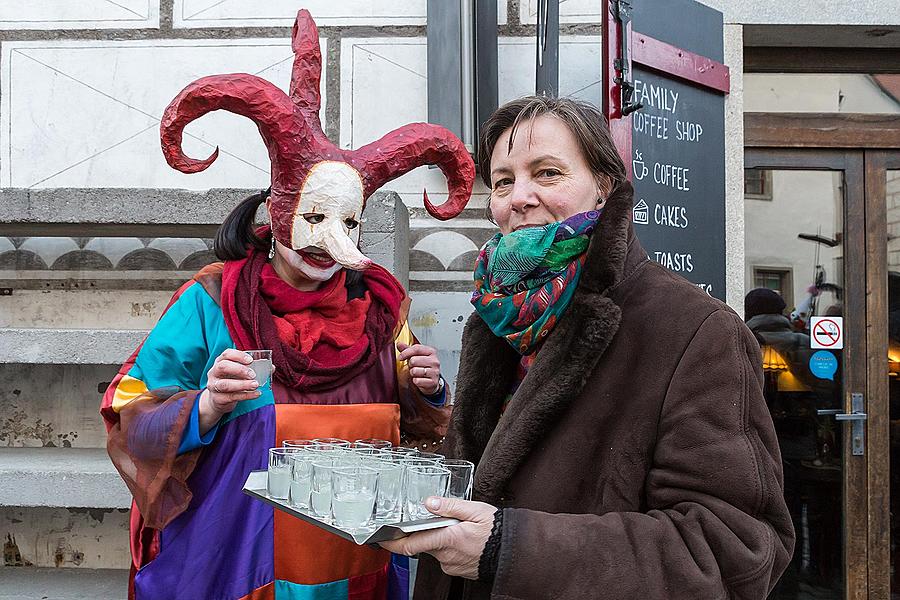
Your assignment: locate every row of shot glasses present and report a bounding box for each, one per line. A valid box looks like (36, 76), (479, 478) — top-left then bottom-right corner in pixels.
(267, 438), (474, 532)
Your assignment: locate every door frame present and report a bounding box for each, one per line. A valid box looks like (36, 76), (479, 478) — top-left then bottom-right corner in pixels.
(865, 149), (900, 600)
(746, 146), (869, 599)
(746, 109), (900, 597)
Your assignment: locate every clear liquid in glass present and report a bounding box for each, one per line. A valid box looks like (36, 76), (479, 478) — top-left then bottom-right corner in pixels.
(290, 479), (311, 509)
(310, 487), (332, 519)
(332, 491), (376, 529)
(267, 466), (291, 499)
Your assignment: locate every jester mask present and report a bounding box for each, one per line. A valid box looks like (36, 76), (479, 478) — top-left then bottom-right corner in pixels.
(160, 9), (474, 271)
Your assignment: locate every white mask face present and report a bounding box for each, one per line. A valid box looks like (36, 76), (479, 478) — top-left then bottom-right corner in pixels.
(288, 161), (371, 270)
(273, 241), (343, 282)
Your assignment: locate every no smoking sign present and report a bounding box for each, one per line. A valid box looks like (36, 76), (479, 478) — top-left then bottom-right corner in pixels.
(810, 316), (843, 350)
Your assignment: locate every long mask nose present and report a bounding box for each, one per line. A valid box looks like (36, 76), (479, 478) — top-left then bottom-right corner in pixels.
(320, 220), (372, 270)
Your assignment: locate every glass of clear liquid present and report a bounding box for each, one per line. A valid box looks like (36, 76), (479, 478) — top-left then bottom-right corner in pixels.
(289, 454), (313, 510)
(331, 466), (378, 530)
(246, 350), (273, 387)
(310, 460), (336, 522)
(440, 459), (474, 500)
(372, 460), (403, 523)
(267, 448), (292, 500)
(404, 464), (450, 521)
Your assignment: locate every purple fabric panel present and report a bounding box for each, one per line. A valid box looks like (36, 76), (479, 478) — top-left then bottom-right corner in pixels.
(272, 343), (397, 406)
(387, 555), (409, 600)
(128, 387), (187, 460)
(134, 404), (275, 600)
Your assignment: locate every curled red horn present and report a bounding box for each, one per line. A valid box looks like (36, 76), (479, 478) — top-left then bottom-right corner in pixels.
(290, 9), (321, 117)
(161, 9), (475, 227)
(349, 123), (475, 220)
(160, 74), (299, 174)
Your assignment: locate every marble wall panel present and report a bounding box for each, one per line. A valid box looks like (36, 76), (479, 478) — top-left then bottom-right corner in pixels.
(173, 0), (507, 28)
(1, 38), (325, 190)
(339, 35), (601, 208)
(0, 0), (158, 30)
(520, 0), (602, 25)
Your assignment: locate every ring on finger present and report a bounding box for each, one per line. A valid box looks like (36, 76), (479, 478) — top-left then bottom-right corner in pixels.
(212, 381), (222, 394)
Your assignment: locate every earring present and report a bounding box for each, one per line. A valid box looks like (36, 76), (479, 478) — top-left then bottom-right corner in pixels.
(268, 236), (276, 260)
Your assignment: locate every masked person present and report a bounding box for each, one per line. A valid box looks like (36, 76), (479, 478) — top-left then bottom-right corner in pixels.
(100, 10), (474, 600)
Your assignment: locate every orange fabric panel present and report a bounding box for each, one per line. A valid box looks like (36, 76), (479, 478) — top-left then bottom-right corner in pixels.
(238, 581), (274, 600)
(273, 403), (399, 585)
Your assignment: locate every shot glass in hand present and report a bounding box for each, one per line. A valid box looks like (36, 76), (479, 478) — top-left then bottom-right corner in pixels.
(246, 350), (273, 387)
(440, 459), (474, 500)
(404, 464), (450, 521)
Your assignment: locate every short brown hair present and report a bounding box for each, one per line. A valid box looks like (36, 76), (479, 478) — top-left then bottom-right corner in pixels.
(478, 95), (627, 189)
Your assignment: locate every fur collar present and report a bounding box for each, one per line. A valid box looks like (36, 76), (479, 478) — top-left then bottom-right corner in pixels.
(450, 180), (642, 504)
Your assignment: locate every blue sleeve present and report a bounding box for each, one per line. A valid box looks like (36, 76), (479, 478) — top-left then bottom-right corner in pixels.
(177, 397), (220, 453)
(130, 284), (225, 454)
(421, 378), (447, 407)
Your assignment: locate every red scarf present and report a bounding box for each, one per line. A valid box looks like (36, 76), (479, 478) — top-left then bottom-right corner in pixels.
(221, 241), (408, 392)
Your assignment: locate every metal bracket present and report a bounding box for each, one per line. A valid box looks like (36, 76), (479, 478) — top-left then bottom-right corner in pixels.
(612, 0), (643, 116)
(817, 393), (867, 456)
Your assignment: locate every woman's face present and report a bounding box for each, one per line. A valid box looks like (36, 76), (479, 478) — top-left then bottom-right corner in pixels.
(488, 115), (610, 235)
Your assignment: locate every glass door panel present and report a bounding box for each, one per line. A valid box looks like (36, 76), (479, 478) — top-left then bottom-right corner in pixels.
(886, 168), (900, 599)
(745, 168), (847, 599)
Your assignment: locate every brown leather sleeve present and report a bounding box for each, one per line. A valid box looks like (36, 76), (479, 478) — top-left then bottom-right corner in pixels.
(492, 310), (795, 599)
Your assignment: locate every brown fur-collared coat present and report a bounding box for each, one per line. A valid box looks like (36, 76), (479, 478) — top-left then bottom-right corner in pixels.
(414, 181), (795, 600)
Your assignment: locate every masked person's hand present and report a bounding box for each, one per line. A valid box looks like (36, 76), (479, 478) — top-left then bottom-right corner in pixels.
(397, 342), (443, 396)
(198, 348), (263, 433)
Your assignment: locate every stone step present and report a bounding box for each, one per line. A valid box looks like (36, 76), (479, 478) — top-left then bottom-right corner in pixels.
(0, 567), (129, 600)
(0, 448), (131, 509)
(0, 328), (146, 364)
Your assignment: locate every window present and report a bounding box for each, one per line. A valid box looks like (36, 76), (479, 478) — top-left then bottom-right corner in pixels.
(753, 267), (793, 310)
(745, 168), (773, 200)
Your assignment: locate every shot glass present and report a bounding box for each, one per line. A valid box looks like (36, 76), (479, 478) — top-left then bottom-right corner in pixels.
(283, 439), (314, 451)
(416, 451), (445, 462)
(311, 438), (351, 448)
(348, 447), (386, 467)
(379, 448), (418, 463)
(353, 439), (393, 450)
(246, 350), (273, 387)
(331, 466), (379, 530)
(289, 453), (313, 510)
(310, 460), (336, 521)
(267, 448), (293, 500)
(440, 459), (474, 500)
(404, 464), (450, 521)
(372, 460), (403, 523)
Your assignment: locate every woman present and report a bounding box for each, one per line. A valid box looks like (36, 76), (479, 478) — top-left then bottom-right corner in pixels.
(100, 10), (474, 600)
(382, 96), (795, 599)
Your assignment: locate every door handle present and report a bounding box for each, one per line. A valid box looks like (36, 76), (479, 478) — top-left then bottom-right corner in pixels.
(816, 393), (866, 456)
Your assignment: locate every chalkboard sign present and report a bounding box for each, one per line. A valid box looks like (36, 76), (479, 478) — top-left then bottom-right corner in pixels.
(629, 0), (726, 299)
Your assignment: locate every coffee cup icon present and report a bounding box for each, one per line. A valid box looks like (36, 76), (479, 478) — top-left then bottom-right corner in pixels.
(633, 151), (648, 181)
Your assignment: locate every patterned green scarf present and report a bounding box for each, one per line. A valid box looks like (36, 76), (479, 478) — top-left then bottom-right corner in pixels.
(471, 211), (599, 354)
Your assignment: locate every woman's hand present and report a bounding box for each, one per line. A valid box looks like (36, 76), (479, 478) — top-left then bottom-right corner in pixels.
(398, 342), (442, 396)
(379, 497), (497, 580)
(198, 349), (262, 434)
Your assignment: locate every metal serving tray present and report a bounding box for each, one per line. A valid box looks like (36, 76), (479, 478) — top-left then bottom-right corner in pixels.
(242, 470), (459, 545)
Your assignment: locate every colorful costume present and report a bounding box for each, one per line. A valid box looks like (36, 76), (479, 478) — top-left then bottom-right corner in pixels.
(101, 9), (474, 600)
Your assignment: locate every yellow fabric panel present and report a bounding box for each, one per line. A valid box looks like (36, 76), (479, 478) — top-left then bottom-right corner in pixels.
(112, 375), (149, 413)
(394, 320), (418, 383)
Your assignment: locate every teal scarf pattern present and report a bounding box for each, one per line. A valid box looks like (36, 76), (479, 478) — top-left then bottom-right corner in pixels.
(471, 210), (600, 354)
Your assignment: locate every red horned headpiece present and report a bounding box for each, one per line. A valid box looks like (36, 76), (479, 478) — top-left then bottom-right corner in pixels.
(161, 10), (474, 269)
